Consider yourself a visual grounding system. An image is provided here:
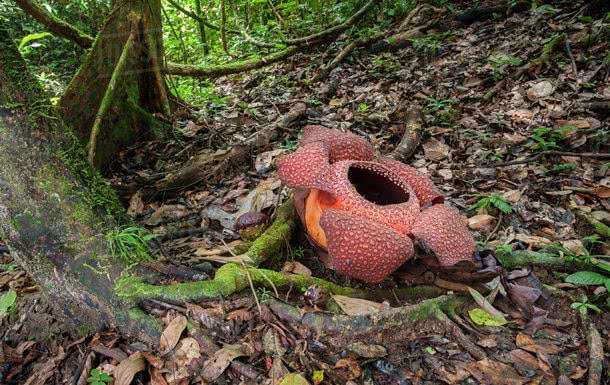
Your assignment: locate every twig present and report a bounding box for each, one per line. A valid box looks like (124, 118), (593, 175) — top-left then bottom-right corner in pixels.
(565, 39), (578, 78)
(485, 213), (503, 243)
(223, 239), (263, 315)
(491, 151), (610, 167)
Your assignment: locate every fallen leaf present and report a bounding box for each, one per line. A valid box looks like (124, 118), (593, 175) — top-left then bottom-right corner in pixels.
(149, 367), (169, 385)
(114, 352), (145, 385)
(127, 190), (144, 216)
(334, 358), (362, 378)
(468, 214), (495, 230)
(465, 358), (526, 385)
(165, 337), (201, 383)
(476, 335), (497, 348)
(527, 80), (555, 101)
(145, 204), (189, 226)
(554, 119), (591, 129)
(591, 185), (610, 198)
(423, 137), (450, 161)
(502, 190), (522, 204)
(201, 344), (253, 382)
(515, 332), (561, 354)
(436, 364), (471, 385)
(332, 295), (386, 316)
(263, 328), (287, 357)
(467, 287), (507, 323)
(255, 149), (286, 173)
(270, 356), (289, 385)
(468, 308), (508, 326)
(347, 342), (387, 358)
(281, 261), (312, 276)
(279, 373), (311, 385)
(160, 315), (187, 354)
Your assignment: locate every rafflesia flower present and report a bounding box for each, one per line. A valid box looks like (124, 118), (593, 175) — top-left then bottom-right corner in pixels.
(277, 125), (476, 283)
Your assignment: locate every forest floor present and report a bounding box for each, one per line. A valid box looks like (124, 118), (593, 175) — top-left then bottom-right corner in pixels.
(1, 1), (609, 384)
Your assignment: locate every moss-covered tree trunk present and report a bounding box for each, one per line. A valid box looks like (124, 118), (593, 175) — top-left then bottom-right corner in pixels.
(58, 0), (171, 169)
(0, 21), (160, 343)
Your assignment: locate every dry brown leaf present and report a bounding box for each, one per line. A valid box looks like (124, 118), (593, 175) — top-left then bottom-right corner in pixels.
(193, 240), (245, 255)
(142, 351), (164, 369)
(160, 315), (187, 354)
(149, 367), (169, 385)
(423, 137), (450, 161)
(114, 352), (145, 385)
(335, 358), (362, 378)
(145, 204), (189, 226)
(554, 119), (591, 129)
(263, 328), (288, 357)
(514, 234), (552, 248)
(515, 332), (561, 355)
(270, 356), (289, 385)
(436, 364), (471, 385)
(502, 190), (522, 204)
(195, 253), (254, 264)
(127, 190), (144, 216)
(468, 214), (495, 230)
(281, 261), (312, 276)
(507, 349), (539, 368)
(165, 337), (201, 383)
(465, 358), (526, 385)
(591, 185), (610, 198)
(201, 343), (253, 382)
(23, 346), (66, 385)
(332, 295), (387, 316)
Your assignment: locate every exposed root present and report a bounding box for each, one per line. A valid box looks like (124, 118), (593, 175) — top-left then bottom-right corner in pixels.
(269, 295), (463, 341)
(496, 250), (609, 273)
(576, 210), (610, 239)
(580, 312), (604, 385)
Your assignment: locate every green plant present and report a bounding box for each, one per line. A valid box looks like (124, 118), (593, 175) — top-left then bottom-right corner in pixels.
(550, 162), (577, 172)
(570, 294), (602, 316)
(465, 193), (513, 214)
(87, 369), (113, 385)
(424, 97), (459, 126)
(488, 54), (523, 80)
(410, 32), (451, 55)
(105, 226), (159, 262)
(527, 126), (572, 152)
(293, 245), (305, 258)
(0, 290), (17, 315)
(257, 287), (272, 304)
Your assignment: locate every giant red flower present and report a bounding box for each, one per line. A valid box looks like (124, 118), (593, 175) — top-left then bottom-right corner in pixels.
(277, 125), (475, 283)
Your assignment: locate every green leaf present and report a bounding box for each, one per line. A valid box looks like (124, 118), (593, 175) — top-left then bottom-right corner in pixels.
(0, 290), (17, 314)
(18, 32), (53, 51)
(312, 370), (324, 385)
(468, 308), (508, 326)
(565, 271), (608, 285)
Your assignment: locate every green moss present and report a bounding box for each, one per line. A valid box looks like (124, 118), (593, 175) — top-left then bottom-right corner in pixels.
(115, 262), (358, 303)
(246, 198), (297, 266)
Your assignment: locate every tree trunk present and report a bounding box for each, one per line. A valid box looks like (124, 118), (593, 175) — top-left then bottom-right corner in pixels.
(0, 21), (160, 344)
(58, 0), (171, 169)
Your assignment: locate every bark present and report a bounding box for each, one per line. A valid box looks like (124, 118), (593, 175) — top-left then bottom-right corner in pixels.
(14, 0), (95, 49)
(58, 0), (171, 169)
(0, 22), (160, 344)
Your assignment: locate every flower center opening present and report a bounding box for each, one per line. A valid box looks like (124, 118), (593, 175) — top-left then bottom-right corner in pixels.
(348, 164), (410, 205)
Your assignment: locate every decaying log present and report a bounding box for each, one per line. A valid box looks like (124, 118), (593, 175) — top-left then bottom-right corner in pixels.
(389, 106), (423, 162)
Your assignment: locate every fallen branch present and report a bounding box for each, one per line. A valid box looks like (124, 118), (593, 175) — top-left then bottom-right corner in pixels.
(490, 150), (610, 167)
(389, 106), (423, 162)
(14, 0), (94, 49)
(164, 46), (299, 77)
(153, 102), (307, 194)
